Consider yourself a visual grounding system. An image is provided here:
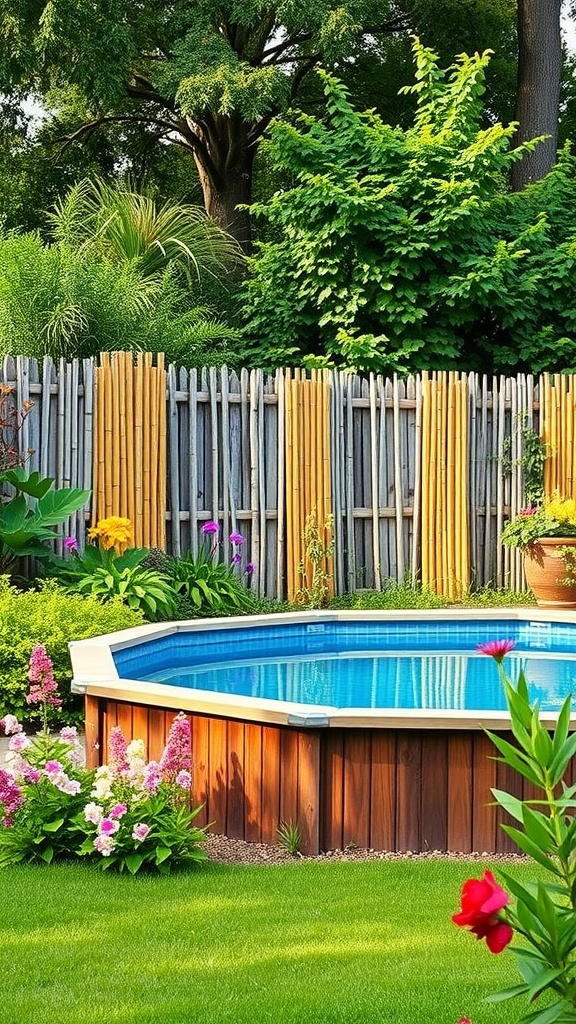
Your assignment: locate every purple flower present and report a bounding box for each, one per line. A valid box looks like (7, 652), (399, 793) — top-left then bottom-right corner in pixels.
(143, 761), (162, 794)
(0, 768), (24, 825)
(132, 822), (151, 842)
(24, 768), (42, 784)
(175, 770), (192, 789)
(201, 520), (219, 535)
(232, 553), (241, 565)
(63, 536), (78, 552)
(109, 802), (127, 820)
(245, 563), (255, 575)
(229, 532), (245, 546)
(44, 760), (63, 775)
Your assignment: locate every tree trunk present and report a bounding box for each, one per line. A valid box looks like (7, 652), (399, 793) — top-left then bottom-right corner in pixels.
(193, 132), (254, 254)
(511, 0), (562, 190)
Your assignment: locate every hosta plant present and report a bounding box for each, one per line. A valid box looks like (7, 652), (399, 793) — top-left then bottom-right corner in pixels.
(49, 517), (178, 620)
(169, 522), (253, 616)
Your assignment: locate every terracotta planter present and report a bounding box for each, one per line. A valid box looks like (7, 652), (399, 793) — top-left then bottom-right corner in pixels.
(523, 536), (576, 608)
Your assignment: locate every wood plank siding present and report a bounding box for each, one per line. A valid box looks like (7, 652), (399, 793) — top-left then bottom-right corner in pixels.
(89, 696), (530, 856)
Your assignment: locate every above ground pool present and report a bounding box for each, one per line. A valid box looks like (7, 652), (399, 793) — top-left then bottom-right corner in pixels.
(69, 609), (576, 857)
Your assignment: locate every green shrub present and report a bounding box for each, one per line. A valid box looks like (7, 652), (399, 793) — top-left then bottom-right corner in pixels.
(328, 579), (448, 611)
(459, 585), (535, 608)
(168, 550), (253, 617)
(0, 577), (144, 724)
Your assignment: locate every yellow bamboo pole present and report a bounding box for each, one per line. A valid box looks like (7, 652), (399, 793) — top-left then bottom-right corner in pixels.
(149, 362), (159, 548)
(102, 355), (113, 518)
(133, 356), (143, 548)
(124, 353), (135, 534)
(111, 353), (120, 518)
(94, 360), (105, 524)
(420, 377), (429, 588)
(323, 375), (334, 595)
(570, 377), (576, 498)
(446, 373), (456, 601)
(284, 371), (294, 602)
(541, 374), (551, 496)
(157, 354), (166, 550)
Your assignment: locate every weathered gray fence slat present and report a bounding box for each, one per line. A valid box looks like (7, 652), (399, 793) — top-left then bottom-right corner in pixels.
(0, 357), (567, 599)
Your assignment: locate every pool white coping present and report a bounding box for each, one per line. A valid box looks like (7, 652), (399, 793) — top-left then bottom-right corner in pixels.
(68, 608), (576, 731)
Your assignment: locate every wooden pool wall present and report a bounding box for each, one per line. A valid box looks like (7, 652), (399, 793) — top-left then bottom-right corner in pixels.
(85, 695), (546, 856)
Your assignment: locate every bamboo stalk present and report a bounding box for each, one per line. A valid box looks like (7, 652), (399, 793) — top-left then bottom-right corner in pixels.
(285, 371), (295, 601)
(446, 374), (456, 600)
(323, 374), (334, 595)
(369, 373), (381, 590)
(393, 372), (404, 584)
(133, 355), (144, 547)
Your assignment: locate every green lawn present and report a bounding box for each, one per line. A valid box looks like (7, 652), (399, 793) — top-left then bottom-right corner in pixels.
(1, 858), (533, 1024)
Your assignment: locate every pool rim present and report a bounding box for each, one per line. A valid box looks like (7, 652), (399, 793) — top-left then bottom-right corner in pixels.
(68, 607), (576, 731)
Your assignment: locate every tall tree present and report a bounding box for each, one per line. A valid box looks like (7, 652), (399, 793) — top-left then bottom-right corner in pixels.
(0, 0), (407, 249)
(512, 0), (563, 189)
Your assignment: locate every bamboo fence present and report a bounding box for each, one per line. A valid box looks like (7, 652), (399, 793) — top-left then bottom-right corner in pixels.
(1, 356), (574, 598)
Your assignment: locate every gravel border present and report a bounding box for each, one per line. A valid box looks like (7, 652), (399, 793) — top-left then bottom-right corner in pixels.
(203, 833), (529, 867)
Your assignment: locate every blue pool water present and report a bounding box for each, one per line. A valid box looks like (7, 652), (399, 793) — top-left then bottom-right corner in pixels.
(112, 619), (576, 713)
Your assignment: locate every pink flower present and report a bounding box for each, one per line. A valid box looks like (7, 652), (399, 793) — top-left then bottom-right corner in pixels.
(8, 733), (31, 753)
(99, 817), (120, 836)
(59, 726), (78, 744)
(518, 507), (537, 516)
(109, 802), (127, 820)
(476, 639), (516, 663)
(143, 761), (162, 794)
(132, 822), (151, 842)
(26, 645), (62, 710)
(57, 777), (81, 796)
(175, 770), (192, 789)
(229, 532), (245, 545)
(201, 520), (219, 534)
(63, 536), (79, 552)
(108, 726), (130, 777)
(93, 834), (116, 856)
(0, 768), (24, 825)
(0, 714), (22, 735)
(457, 1018), (473, 1024)
(24, 768), (42, 784)
(160, 713), (192, 784)
(44, 760), (63, 775)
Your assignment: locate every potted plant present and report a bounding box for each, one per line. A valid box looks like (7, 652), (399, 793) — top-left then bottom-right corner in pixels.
(501, 495), (576, 606)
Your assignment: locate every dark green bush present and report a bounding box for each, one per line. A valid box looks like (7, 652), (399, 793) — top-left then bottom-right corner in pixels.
(0, 577), (144, 724)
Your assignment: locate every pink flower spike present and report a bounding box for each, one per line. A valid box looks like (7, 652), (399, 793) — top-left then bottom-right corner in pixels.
(476, 639), (516, 663)
(160, 713), (192, 784)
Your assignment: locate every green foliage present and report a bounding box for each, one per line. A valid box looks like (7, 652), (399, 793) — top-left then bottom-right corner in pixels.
(0, 466), (89, 571)
(502, 417), (548, 510)
(0, 733), (91, 867)
(296, 506), (334, 609)
(480, 659), (576, 1019)
(0, 577), (143, 723)
(243, 42), (573, 376)
(50, 545), (178, 621)
(169, 549), (253, 617)
(328, 579), (448, 611)
(49, 178), (242, 284)
(0, 718), (208, 874)
(0, 229), (240, 366)
(276, 820), (302, 856)
(501, 496), (576, 550)
(459, 586), (535, 608)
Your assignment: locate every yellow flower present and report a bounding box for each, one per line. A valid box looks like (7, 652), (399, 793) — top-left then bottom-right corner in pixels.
(543, 496), (576, 530)
(88, 516), (133, 554)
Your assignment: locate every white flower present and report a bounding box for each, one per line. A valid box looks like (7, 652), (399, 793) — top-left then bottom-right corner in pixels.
(126, 739), (146, 762)
(83, 802), (104, 825)
(92, 777), (113, 800)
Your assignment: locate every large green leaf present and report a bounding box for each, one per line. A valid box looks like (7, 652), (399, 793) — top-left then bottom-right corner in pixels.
(1, 468), (54, 498)
(36, 487), (90, 525)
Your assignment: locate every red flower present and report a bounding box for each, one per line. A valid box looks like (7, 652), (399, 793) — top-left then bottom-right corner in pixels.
(476, 639), (516, 663)
(452, 870), (513, 954)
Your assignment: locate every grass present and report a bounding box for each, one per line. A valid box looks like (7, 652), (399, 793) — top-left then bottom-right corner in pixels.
(0, 857), (536, 1024)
